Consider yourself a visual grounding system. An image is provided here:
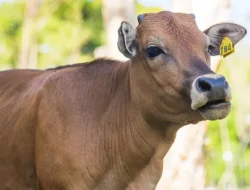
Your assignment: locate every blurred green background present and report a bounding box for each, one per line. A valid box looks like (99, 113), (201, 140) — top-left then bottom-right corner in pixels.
(0, 0), (249, 189)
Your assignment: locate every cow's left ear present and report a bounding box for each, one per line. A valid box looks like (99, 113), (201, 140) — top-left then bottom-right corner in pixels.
(204, 23), (247, 56)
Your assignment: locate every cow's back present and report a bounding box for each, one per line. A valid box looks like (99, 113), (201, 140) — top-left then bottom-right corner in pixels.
(0, 69), (48, 189)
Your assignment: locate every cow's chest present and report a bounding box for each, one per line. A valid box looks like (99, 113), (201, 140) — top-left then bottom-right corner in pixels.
(90, 141), (169, 190)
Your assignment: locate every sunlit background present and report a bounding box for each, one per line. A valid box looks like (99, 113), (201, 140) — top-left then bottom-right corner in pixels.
(0, 0), (249, 189)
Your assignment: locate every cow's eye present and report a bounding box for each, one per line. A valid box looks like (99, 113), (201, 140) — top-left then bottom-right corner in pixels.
(146, 46), (163, 59)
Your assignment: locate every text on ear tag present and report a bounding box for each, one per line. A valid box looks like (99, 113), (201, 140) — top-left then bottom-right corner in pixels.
(220, 37), (235, 58)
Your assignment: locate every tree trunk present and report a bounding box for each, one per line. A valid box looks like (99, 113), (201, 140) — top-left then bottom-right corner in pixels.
(95, 0), (136, 60)
(18, 0), (39, 69)
(156, 0), (231, 189)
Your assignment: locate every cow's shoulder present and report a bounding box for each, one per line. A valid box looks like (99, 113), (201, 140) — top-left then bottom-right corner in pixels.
(42, 58), (128, 91)
(38, 58), (130, 119)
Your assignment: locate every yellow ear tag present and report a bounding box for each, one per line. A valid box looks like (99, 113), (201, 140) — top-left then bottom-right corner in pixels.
(220, 37), (235, 58)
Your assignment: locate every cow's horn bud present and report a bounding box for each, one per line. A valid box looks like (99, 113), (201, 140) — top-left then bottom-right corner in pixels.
(137, 14), (144, 24)
(190, 13), (195, 19)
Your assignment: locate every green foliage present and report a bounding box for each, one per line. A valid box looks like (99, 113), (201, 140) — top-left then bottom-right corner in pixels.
(37, 0), (104, 68)
(0, 0), (104, 69)
(0, 1), (25, 69)
(205, 55), (250, 187)
(80, 0), (105, 55)
(136, 2), (162, 14)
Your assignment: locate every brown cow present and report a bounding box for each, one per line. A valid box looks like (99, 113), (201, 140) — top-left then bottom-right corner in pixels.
(0, 11), (247, 190)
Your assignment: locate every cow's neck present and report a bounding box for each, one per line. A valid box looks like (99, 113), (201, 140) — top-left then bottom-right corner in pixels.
(128, 58), (182, 140)
(104, 60), (181, 186)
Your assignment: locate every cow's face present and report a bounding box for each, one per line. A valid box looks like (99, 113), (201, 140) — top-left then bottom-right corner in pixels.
(118, 11), (246, 123)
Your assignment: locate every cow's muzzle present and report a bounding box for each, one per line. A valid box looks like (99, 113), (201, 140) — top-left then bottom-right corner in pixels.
(190, 74), (231, 120)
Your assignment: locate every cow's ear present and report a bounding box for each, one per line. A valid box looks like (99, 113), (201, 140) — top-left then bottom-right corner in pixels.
(117, 21), (136, 58)
(204, 23), (247, 56)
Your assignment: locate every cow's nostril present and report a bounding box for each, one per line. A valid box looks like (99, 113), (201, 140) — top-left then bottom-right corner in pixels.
(225, 81), (229, 89)
(198, 79), (212, 92)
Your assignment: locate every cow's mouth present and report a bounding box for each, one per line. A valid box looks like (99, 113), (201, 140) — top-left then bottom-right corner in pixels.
(199, 99), (230, 110)
(198, 100), (231, 120)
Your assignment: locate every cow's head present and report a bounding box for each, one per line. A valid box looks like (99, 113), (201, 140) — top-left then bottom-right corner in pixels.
(118, 11), (246, 124)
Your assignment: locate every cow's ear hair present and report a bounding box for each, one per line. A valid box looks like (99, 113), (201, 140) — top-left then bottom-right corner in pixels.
(117, 21), (136, 58)
(204, 23), (247, 56)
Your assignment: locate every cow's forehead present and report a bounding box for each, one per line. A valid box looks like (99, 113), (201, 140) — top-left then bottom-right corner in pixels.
(136, 11), (204, 46)
(137, 11), (197, 30)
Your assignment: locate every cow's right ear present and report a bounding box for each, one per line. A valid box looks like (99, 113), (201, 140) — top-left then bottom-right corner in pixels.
(117, 21), (136, 58)
(204, 23), (247, 56)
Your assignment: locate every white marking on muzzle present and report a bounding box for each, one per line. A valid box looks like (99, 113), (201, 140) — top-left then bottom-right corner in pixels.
(190, 77), (208, 110)
(190, 74), (232, 110)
